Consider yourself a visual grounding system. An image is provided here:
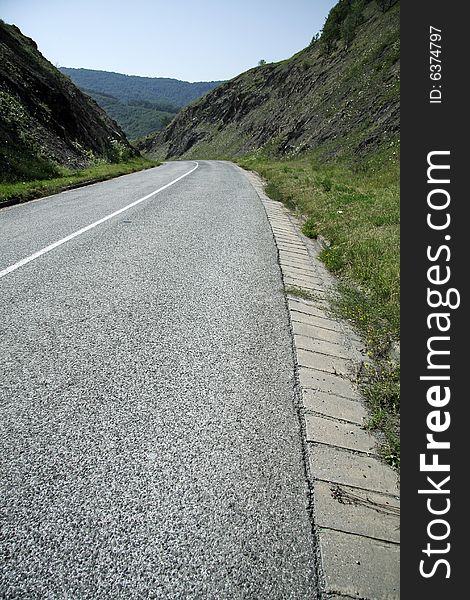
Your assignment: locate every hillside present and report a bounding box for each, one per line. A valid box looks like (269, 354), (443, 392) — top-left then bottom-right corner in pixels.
(81, 89), (178, 139)
(60, 68), (224, 139)
(0, 21), (136, 184)
(60, 67), (223, 109)
(140, 0), (399, 161)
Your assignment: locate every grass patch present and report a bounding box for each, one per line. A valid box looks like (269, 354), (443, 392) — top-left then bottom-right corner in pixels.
(0, 157), (160, 207)
(359, 360), (400, 468)
(285, 285), (317, 301)
(238, 147), (400, 467)
(302, 218), (318, 239)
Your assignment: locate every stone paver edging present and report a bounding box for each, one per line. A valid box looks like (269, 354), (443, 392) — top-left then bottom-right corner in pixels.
(242, 167), (400, 600)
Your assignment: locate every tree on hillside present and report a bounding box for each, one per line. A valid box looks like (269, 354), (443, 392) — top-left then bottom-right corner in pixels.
(310, 32), (320, 46)
(321, 0), (368, 53)
(378, 0), (398, 12)
(341, 0), (365, 47)
(258, 59), (266, 66)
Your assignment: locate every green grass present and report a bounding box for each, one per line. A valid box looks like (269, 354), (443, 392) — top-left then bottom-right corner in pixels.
(238, 147), (400, 467)
(285, 285), (317, 301)
(0, 157), (160, 207)
(359, 360), (400, 468)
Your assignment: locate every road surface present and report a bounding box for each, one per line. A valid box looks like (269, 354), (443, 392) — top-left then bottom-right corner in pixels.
(0, 161), (317, 599)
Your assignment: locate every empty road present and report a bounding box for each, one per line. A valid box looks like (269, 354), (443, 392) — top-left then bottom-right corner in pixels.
(0, 161), (317, 599)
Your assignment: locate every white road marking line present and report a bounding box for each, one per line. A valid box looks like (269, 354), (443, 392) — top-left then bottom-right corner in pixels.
(0, 162), (199, 280)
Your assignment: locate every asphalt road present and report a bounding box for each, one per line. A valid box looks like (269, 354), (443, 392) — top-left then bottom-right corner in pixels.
(0, 160), (317, 599)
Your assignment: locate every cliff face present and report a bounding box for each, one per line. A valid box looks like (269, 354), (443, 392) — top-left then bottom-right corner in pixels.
(139, 1), (399, 161)
(0, 21), (135, 182)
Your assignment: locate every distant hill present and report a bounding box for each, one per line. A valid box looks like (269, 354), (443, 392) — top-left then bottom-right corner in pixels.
(139, 0), (399, 161)
(81, 88), (178, 140)
(0, 21), (135, 183)
(60, 68), (224, 139)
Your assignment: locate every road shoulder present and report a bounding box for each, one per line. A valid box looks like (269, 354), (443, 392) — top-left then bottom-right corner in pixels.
(241, 165), (400, 600)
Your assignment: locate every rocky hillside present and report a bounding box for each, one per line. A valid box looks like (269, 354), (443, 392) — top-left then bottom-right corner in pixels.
(140, 0), (399, 161)
(0, 21), (135, 183)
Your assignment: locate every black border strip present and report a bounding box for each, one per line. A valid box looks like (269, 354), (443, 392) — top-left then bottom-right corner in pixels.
(401, 1), (467, 596)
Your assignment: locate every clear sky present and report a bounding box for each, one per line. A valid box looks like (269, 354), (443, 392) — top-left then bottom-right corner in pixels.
(1, 0), (336, 82)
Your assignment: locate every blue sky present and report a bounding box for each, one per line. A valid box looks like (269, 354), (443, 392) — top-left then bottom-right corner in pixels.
(1, 0), (336, 81)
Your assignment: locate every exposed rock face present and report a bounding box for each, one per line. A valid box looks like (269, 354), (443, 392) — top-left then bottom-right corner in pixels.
(140, 1), (399, 161)
(0, 21), (135, 181)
